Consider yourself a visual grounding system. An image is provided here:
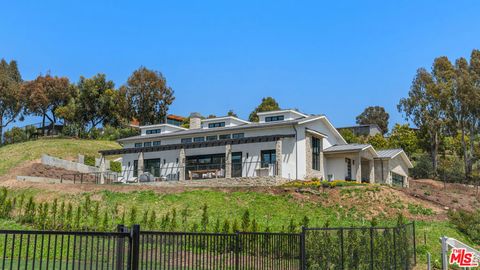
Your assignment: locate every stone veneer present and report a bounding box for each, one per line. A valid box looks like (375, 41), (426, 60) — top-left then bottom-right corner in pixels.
(305, 134), (324, 179)
(138, 176), (291, 187)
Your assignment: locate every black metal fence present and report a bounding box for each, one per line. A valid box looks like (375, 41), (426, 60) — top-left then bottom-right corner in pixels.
(0, 223), (415, 270)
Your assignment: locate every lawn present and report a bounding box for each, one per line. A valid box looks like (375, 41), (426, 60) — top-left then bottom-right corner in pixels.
(0, 138), (121, 176)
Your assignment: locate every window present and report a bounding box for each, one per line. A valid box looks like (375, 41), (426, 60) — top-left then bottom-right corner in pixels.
(392, 173), (405, 187)
(194, 137), (205, 142)
(219, 134), (231, 140)
(133, 160), (138, 177)
(206, 135), (218, 141)
(181, 138), (192, 144)
(167, 118), (182, 126)
(134, 143), (142, 148)
(265, 115), (285, 122)
(312, 137), (321, 170)
(153, 141), (161, 146)
(261, 150), (276, 168)
(208, 122), (225, 128)
(144, 142), (152, 147)
(232, 133), (244, 139)
(146, 129), (161, 134)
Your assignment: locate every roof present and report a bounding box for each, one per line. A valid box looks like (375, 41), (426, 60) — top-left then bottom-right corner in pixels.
(257, 109), (308, 117)
(167, 114), (185, 121)
(201, 116), (251, 124)
(376, 149), (403, 158)
(117, 115), (321, 142)
(337, 124), (381, 130)
(323, 143), (372, 153)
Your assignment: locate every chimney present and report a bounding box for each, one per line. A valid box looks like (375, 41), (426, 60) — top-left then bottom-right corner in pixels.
(189, 112), (202, 129)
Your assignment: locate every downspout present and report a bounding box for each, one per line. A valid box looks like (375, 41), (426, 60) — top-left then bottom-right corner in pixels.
(380, 159), (384, 183)
(292, 124), (298, 180)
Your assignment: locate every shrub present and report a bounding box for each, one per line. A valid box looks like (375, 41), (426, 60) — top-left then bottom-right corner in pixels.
(110, 161), (121, 173)
(84, 155), (96, 167)
(437, 155), (465, 183)
(410, 153), (434, 179)
(449, 210), (480, 244)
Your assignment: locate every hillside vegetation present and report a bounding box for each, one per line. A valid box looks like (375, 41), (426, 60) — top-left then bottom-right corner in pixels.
(0, 138), (121, 176)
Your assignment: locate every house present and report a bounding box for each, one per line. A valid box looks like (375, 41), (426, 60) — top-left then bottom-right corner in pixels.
(337, 124), (383, 137)
(99, 110), (412, 187)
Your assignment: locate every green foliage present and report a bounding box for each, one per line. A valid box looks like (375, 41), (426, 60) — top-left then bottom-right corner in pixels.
(84, 155), (96, 167)
(248, 97), (281, 122)
(407, 204), (434, 216)
(388, 124), (420, 155)
(110, 161), (122, 173)
(241, 209), (250, 232)
(0, 59), (23, 145)
(410, 153), (434, 179)
(366, 133), (389, 150)
(338, 129), (360, 144)
(201, 203), (209, 232)
(356, 106), (390, 134)
(448, 210), (480, 244)
(2, 127), (28, 145)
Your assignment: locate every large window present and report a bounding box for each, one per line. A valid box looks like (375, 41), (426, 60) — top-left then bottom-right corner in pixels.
(153, 141), (161, 146)
(312, 137), (321, 170)
(208, 122), (225, 128)
(181, 138), (192, 143)
(219, 134), (231, 140)
(392, 173), (405, 187)
(144, 142), (151, 147)
(194, 137), (205, 142)
(265, 115), (284, 122)
(134, 143), (142, 148)
(146, 129), (161, 134)
(232, 133), (244, 139)
(206, 135), (218, 141)
(261, 150), (276, 168)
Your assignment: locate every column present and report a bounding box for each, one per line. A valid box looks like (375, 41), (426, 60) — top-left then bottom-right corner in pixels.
(138, 152), (144, 177)
(99, 155), (106, 184)
(225, 144), (232, 178)
(355, 152), (362, 183)
(275, 139), (283, 177)
(369, 160), (375, 184)
(319, 139), (325, 180)
(178, 148), (186, 181)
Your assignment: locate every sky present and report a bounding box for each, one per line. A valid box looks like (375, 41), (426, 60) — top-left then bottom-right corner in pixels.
(1, 0), (480, 131)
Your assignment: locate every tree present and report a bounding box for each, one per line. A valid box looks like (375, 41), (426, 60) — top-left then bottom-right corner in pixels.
(227, 110), (238, 117)
(0, 59), (22, 144)
(398, 57), (453, 176)
(22, 74), (73, 135)
(388, 124), (419, 156)
(248, 97), (280, 122)
(356, 106), (390, 134)
(124, 67), (174, 125)
(73, 74), (126, 132)
(366, 134), (389, 150)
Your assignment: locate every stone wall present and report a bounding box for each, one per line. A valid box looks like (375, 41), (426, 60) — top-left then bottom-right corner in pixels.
(41, 154), (100, 173)
(140, 176), (292, 187)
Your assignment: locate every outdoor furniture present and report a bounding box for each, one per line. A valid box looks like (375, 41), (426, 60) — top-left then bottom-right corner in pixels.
(188, 169), (221, 179)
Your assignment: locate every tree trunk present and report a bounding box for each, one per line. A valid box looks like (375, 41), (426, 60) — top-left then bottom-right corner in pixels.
(460, 122), (469, 180)
(468, 124), (476, 181)
(0, 116), (3, 145)
(432, 131), (439, 178)
(42, 114), (46, 136)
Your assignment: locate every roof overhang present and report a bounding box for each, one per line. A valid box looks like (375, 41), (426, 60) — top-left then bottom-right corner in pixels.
(324, 145), (377, 157)
(374, 150), (413, 168)
(101, 134), (295, 156)
(305, 128), (328, 138)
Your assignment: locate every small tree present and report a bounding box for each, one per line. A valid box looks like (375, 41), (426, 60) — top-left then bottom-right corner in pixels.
(241, 210), (250, 232)
(248, 97), (280, 122)
(222, 219), (230, 233)
(201, 204), (209, 232)
(129, 206), (137, 226)
(356, 106), (390, 135)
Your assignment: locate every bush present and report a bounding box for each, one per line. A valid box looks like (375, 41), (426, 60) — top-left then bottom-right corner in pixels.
(449, 210), (480, 244)
(84, 155), (96, 167)
(437, 155), (465, 183)
(3, 127), (28, 144)
(410, 153), (434, 179)
(110, 161), (121, 173)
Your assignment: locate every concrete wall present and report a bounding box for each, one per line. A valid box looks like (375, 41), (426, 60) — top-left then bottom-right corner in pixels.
(41, 154), (100, 173)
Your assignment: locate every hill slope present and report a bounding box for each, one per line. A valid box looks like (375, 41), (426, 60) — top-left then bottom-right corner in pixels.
(0, 138), (121, 176)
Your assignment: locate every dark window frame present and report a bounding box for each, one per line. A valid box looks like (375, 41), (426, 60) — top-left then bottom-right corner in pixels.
(312, 137), (321, 171)
(181, 138), (192, 144)
(232, 133), (244, 139)
(194, 137), (205, 142)
(153, 141), (161, 146)
(261, 149), (276, 168)
(265, 115), (285, 122)
(219, 134), (231, 140)
(134, 143), (142, 148)
(146, 129), (161, 134)
(144, 142), (152, 147)
(208, 122), (226, 128)
(206, 135), (218, 141)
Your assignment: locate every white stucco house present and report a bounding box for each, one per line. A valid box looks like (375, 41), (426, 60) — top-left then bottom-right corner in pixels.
(99, 110), (413, 187)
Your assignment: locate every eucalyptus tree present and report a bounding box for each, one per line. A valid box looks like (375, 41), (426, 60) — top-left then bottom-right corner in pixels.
(0, 59), (22, 144)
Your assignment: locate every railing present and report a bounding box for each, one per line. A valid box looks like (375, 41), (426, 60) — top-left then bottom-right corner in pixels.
(119, 161), (279, 183)
(60, 171), (120, 184)
(0, 223), (416, 270)
(0, 227), (131, 269)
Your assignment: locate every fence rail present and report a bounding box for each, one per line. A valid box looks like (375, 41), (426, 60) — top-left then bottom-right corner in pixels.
(0, 223), (416, 270)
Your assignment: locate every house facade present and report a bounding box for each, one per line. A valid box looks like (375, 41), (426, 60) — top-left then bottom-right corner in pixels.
(337, 124), (383, 137)
(99, 110), (412, 187)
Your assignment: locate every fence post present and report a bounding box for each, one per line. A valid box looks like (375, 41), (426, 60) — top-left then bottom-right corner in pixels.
(131, 224), (140, 270)
(235, 231), (240, 270)
(412, 222), (417, 266)
(116, 224), (125, 270)
(300, 226), (306, 270)
(370, 227), (374, 270)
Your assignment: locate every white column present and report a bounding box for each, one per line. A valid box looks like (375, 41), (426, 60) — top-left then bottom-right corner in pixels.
(369, 160), (375, 184)
(179, 148), (186, 181)
(225, 144), (232, 178)
(275, 139), (283, 177)
(355, 152), (362, 183)
(138, 152), (144, 178)
(99, 155), (106, 184)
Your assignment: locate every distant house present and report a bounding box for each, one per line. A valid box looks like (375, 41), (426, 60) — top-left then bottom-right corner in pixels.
(337, 124), (383, 137)
(100, 110), (412, 187)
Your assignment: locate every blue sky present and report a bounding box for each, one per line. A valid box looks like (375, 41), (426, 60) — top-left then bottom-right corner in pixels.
(1, 1), (479, 131)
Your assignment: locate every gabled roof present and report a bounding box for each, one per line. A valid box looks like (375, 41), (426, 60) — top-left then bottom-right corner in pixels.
(117, 115), (321, 142)
(201, 116), (250, 124)
(324, 143), (372, 153)
(375, 149), (413, 168)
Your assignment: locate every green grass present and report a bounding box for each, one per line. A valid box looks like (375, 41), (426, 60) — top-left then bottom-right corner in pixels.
(0, 138), (121, 176)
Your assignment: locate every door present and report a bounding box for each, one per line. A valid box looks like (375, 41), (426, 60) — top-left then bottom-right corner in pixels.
(231, 152), (242, 177)
(345, 158), (352, 180)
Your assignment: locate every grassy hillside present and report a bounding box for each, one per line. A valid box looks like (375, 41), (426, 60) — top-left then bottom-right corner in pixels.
(0, 138), (121, 176)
